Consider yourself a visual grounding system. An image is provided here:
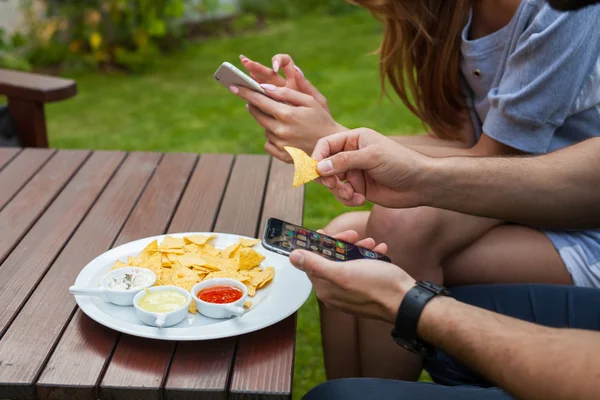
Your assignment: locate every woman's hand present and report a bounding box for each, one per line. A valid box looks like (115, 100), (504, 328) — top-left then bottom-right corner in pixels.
(289, 238), (415, 323)
(312, 128), (434, 208)
(240, 54), (330, 111)
(230, 84), (346, 162)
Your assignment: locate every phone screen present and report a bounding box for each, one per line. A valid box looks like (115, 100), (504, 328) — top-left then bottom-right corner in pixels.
(263, 218), (391, 263)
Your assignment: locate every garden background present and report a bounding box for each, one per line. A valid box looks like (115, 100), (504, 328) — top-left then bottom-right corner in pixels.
(0, 1), (424, 397)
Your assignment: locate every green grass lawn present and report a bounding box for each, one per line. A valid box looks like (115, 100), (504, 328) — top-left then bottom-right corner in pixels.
(40, 10), (422, 398)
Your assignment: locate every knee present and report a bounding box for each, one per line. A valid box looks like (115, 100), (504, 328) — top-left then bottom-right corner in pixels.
(323, 211), (370, 237)
(367, 206), (444, 252)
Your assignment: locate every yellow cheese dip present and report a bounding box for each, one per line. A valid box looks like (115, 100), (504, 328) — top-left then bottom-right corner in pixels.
(138, 291), (187, 313)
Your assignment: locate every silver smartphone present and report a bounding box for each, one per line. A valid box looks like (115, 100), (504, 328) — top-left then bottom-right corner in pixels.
(214, 62), (266, 95)
(262, 217), (392, 263)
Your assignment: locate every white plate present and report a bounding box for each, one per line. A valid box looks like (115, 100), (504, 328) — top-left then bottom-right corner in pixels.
(72, 232), (312, 340)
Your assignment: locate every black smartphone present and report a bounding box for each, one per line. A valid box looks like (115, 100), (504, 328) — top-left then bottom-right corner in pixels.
(262, 217), (392, 263)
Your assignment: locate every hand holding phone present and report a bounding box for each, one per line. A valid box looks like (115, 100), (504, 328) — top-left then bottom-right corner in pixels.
(262, 218), (391, 263)
(214, 62), (266, 94)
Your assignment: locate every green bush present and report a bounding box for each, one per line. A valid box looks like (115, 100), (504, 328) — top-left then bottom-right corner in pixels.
(0, 29), (31, 71)
(15, 0), (216, 72)
(240, 0), (356, 18)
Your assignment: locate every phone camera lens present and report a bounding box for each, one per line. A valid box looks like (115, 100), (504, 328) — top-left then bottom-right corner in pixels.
(215, 76), (220, 80)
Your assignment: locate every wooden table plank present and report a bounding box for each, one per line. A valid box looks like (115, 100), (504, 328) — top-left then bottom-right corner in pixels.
(0, 148), (20, 171)
(231, 316), (297, 400)
(37, 153), (198, 400)
(169, 154), (235, 232)
(0, 152), (160, 399)
(0, 148), (55, 210)
(0, 151), (125, 336)
(0, 150), (90, 265)
(164, 155), (271, 400)
(213, 155), (271, 236)
(230, 160), (304, 400)
(100, 154), (235, 400)
(165, 339), (239, 400)
(36, 311), (120, 400)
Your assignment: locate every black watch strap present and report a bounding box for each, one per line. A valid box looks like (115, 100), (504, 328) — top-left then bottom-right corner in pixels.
(391, 281), (449, 357)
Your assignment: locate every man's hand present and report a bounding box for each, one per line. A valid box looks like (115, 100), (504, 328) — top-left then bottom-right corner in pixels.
(289, 232), (415, 323)
(312, 128), (434, 208)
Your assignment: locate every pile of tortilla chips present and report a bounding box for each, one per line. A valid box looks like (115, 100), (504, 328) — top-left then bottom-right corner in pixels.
(110, 235), (274, 313)
(285, 146), (320, 188)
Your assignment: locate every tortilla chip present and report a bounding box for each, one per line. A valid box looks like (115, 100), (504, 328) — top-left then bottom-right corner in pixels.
(196, 272), (207, 281)
(237, 247), (266, 270)
(201, 244), (221, 257)
(127, 256), (140, 266)
(139, 240), (158, 259)
(284, 146), (320, 188)
(171, 263), (200, 290)
(138, 252), (162, 277)
(184, 234), (216, 246)
(191, 265), (213, 274)
(204, 270), (244, 281)
(176, 253), (208, 268)
(246, 283), (256, 297)
(110, 260), (129, 271)
(156, 268), (173, 286)
(196, 253), (228, 271)
(158, 248), (185, 255)
(252, 266), (275, 288)
(243, 300), (252, 309)
(161, 254), (172, 268)
(221, 242), (241, 259)
(184, 243), (202, 253)
(159, 236), (184, 249)
(239, 238), (261, 247)
(236, 270), (253, 284)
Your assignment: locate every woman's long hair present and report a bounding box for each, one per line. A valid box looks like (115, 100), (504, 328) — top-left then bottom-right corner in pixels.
(350, 0), (472, 140)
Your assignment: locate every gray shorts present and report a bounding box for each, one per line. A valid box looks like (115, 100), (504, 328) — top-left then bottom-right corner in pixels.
(543, 229), (600, 288)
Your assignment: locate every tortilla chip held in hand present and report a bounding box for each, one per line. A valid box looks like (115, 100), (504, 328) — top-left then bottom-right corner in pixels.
(284, 146), (320, 188)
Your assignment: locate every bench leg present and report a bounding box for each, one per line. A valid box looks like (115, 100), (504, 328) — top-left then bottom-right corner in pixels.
(7, 97), (49, 147)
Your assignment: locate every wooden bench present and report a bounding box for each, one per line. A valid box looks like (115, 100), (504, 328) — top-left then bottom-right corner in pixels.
(0, 68), (77, 147)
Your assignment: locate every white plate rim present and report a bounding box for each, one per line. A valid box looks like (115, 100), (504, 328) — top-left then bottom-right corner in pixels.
(73, 232), (312, 340)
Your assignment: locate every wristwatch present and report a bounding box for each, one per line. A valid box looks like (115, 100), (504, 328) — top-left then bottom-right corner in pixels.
(391, 281), (449, 358)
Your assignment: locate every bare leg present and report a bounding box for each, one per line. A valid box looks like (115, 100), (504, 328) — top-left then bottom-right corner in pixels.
(443, 225), (572, 286)
(319, 211), (370, 379)
(356, 206), (502, 380)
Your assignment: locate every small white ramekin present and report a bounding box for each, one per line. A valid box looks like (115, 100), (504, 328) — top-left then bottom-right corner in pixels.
(191, 278), (248, 319)
(133, 286), (192, 328)
(69, 267), (157, 306)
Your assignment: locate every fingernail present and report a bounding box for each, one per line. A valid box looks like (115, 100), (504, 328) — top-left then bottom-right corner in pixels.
(290, 250), (305, 269)
(260, 83), (277, 91)
(293, 65), (304, 77)
(245, 103), (249, 110)
(273, 60), (280, 72)
(317, 159), (333, 174)
(339, 188), (349, 200)
(229, 85), (239, 94)
(239, 54), (248, 61)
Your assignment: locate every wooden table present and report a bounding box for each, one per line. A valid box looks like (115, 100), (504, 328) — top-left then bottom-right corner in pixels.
(0, 148), (304, 400)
